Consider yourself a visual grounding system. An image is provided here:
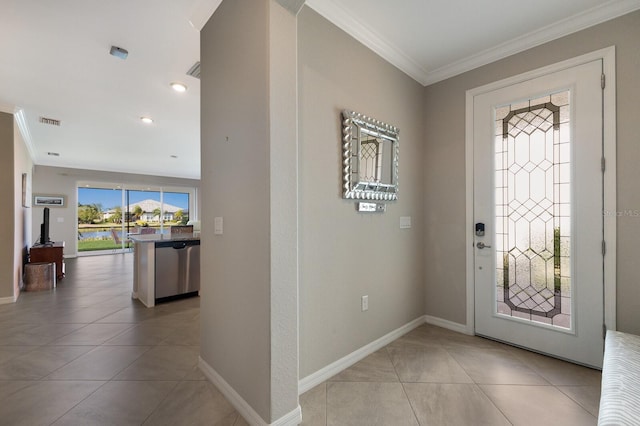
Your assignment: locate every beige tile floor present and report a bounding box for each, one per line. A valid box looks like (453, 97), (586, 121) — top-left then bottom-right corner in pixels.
(301, 324), (602, 426)
(0, 254), (602, 425)
(0, 254), (247, 426)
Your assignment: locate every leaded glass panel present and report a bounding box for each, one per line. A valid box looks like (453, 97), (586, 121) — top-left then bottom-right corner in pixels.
(495, 91), (571, 329)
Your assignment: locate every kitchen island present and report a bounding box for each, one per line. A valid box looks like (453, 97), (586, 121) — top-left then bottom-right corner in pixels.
(130, 233), (200, 307)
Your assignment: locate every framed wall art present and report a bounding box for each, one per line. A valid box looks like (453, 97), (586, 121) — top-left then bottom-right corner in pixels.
(33, 194), (66, 207)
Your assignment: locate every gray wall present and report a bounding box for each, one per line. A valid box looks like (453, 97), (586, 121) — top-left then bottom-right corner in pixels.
(0, 112), (32, 300)
(14, 120), (33, 297)
(200, 0), (270, 418)
(298, 7), (426, 377)
(0, 112), (15, 298)
(200, 0), (299, 422)
(423, 11), (640, 333)
(31, 165), (199, 256)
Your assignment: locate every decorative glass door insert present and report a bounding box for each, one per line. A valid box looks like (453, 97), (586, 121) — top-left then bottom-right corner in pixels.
(494, 91), (571, 329)
(474, 58), (605, 368)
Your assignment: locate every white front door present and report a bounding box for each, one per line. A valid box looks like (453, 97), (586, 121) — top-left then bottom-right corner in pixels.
(472, 59), (604, 368)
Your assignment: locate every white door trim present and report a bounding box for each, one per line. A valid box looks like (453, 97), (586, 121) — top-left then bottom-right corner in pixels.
(465, 46), (617, 335)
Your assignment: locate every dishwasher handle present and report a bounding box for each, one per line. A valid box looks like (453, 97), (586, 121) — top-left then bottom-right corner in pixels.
(172, 242), (187, 250)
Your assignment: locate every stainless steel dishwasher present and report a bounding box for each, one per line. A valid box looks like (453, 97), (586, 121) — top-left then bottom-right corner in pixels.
(154, 240), (200, 302)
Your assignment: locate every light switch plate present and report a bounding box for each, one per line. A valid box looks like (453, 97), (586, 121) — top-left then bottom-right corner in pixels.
(400, 216), (411, 229)
(361, 295), (369, 311)
(214, 217), (223, 235)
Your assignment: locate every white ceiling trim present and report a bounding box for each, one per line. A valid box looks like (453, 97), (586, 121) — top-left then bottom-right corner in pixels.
(14, 109), (37, 162)
(276, 0), (307, 15)
(0, 105), (37, 162)
(425, 0), (640, 85)
(188, 0), (223, 31)
(305, 0), (429, 84)
(307, 0), (640, 87)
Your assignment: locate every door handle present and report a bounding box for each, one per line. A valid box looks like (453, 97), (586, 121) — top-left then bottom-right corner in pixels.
(476, 242), (492, 249)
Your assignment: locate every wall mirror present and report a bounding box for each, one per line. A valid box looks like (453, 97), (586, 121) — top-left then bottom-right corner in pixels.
(342, 110), (399, 200)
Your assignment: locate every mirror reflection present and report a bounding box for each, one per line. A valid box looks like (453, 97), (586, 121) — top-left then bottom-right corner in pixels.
(359, 133), (392, 184)
(342, 110), (399, 200)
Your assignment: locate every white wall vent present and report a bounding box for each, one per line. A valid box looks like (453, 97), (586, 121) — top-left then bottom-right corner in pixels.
(39, 116), (61, 126)
(186, 61), (201, 79)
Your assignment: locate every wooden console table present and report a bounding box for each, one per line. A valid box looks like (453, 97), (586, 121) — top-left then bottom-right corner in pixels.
(30, 241), (65, 280)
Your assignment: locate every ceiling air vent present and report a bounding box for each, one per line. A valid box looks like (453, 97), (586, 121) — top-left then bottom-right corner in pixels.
(186, 61), (201, 79)
(39, 116), (61, 126)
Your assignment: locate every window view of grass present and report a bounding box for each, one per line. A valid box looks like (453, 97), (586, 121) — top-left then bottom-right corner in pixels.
(78, 187), (190, 253)
(78, 233), (127, 252)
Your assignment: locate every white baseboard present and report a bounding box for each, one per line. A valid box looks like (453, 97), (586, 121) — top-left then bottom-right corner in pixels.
(424, 314), (471, 335)
(270, 406), (302, 426)
(298, 315), (426, 394)
(199, 357), (302, 426)
(0, 295), (17, 305)
(198, 314), (469, 423)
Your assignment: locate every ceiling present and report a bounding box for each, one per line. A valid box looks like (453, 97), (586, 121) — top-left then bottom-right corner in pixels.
(307, 0), (640, 85)
(0, 0), (209, 179)
(1, 0), (638, 180)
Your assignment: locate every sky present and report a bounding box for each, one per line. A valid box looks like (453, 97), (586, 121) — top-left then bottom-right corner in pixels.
(78, 188), (189, 210)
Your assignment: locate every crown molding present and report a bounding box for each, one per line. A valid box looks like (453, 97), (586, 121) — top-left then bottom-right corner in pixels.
(306, 0), (640, 87)
(14, 109), (37, 162)
(276, 0), (306, 15)
(305, 0), (429, 85)
(188, 0), (223, 31)
(424, 0), (640, 85)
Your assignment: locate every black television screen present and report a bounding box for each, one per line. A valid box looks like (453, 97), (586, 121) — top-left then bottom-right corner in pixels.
(40, 207), (50, 245)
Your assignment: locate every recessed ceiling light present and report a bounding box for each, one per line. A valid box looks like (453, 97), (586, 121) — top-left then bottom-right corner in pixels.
(170, 82), (187, 92)
(140, 116), (154, 124)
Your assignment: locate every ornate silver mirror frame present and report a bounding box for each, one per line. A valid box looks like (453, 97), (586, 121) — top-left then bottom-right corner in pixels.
(342, 110), (399, 201)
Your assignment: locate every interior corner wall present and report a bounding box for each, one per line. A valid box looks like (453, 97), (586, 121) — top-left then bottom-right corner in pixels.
(13, 120), (33, 298)
(423, 10), (640, 333)
(0, 112), (15, 299)
(31, 166), (200, 257)
(298, 7), (426, 378)
(200, 0), (272, 421)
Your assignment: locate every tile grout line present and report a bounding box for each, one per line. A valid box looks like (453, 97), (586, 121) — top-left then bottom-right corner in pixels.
(139, 380), (182, 425)
(46, 380), (110, 426)
(553, 384), (599, 419)
(472, 383), (515, 425)
(385, 345), (421, 425)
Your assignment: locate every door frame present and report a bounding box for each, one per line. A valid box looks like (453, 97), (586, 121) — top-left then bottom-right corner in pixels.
(464, 46), (617, 336)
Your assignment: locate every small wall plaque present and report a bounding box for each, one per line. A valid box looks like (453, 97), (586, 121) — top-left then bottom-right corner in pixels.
(357, 202), (386, 213)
